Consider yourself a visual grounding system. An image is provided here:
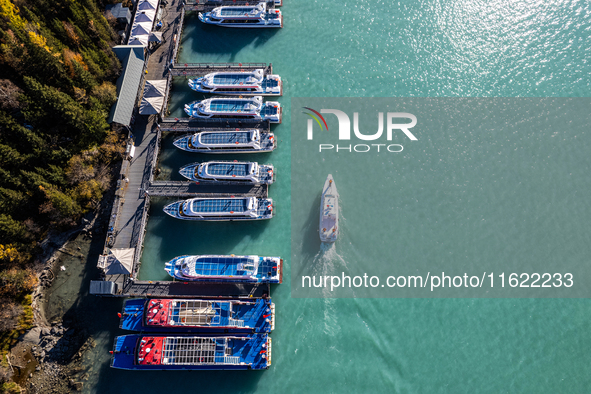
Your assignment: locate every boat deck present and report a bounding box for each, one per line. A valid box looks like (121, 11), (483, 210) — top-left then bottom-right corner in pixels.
(191, 256), (254, 277)
(207, 162), (250, 177)
(210, 100), (253, 112)
(150, 299), (227, 326)
(191, 198), (249, 213)
(220, 7), (257, 17)
(262, 78), (279, 89)
(122, 298), (273, 331)
(173, 133), (275, 154)
(257, 198), (273, 217)
(200, 131), (252, 144)
(213, 74), (255, 84)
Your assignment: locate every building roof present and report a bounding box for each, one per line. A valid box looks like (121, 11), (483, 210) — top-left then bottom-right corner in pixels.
(106, 3), (131, 22)
(108, 46), (145, 126)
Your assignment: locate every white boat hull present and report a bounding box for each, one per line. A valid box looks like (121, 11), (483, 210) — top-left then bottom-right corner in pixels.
(319, 174), (339, 243)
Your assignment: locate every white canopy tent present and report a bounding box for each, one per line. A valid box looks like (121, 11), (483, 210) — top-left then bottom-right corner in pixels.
(130, 21), (152, 37)
(139, 80), (167, 115)
(138, 0), (158, 10)
(97, 248), (135, 275)
(127, 0), (159, 47)
(149, 32), (163, 43)
(135, 9), (156, 23)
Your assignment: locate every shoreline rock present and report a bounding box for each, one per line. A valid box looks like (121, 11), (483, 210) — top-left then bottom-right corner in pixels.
(9, 181), (116, 393)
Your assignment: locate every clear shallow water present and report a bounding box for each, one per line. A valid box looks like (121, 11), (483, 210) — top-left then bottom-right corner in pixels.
(77, 0), (591, 392)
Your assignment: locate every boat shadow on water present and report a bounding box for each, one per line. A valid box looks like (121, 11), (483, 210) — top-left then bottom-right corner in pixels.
(182, 13), (280, 61)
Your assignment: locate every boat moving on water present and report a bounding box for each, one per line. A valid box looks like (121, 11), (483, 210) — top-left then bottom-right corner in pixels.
(184, 96), (282, 123)
(111, 334), (272, 370)
(320, 174), (339, 243)
(179, 160), (275, 184)
(199, 3), (283, 28)
(163, 196), (274, 221)
(188, 69), (282, 96)
(165, 255), (283, 284)
(173, 129), (276, 153)
(120, 298), (275, 333)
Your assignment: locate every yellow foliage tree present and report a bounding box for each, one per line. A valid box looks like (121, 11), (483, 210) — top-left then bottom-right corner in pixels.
(28, 30), (51, 53)
(0, 0), (25, 30)
(0, 244), (19, 263)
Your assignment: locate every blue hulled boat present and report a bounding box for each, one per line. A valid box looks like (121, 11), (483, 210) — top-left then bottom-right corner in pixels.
(111, 334), (272, 370)
(120, 298), (275, 333)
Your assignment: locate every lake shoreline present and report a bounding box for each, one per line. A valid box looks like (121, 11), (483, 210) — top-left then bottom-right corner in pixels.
(7, 175), (120, 393)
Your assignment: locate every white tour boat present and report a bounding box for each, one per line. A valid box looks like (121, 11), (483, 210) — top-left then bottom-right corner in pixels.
(188, 69), (282, 96)
(319, 174), (339, 242)
(199, 3), (282, 28)
(184, 96), (282, 123)
(179, 160), (275, 184)
(163, 196), (274, 221)
(173, 129), (276, 153)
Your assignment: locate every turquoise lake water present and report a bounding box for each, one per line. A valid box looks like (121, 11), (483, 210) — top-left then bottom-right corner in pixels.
(77, 0), (591, 392)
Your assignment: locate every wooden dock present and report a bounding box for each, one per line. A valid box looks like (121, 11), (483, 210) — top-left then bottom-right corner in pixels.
(159, 118), (271, 132)
(122, 281), (270, 298)
(170, 62), (272, 77)
(147, 181), (268, 197)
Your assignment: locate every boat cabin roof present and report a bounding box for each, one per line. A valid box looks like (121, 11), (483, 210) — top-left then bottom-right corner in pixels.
(205, 162), (254, 177)
(198, 131), (255, 145)
(190, 198), (251, 213)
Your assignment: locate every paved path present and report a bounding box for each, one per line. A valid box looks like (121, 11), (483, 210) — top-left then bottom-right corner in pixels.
(108, 0), (184, 286)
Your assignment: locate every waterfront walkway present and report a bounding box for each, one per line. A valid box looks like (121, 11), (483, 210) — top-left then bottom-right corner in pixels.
(104, 0), (185, 290)
(99, 0), (277, 297)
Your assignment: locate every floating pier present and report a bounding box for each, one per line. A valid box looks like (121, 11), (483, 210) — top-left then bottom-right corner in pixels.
(170, 62), (272, 77)
(121, 281), (270, 299)
(159, 119), (271, 132)
(146, 182), (268, 197)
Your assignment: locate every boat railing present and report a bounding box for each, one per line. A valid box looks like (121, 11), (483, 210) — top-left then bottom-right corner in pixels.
(224, 356), (240, 365)
(229, 319), (245, 327)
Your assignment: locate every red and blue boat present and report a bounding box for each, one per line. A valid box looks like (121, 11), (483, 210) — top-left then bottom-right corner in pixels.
(111, 334), (271, 370)
(119, 298), (275, 333)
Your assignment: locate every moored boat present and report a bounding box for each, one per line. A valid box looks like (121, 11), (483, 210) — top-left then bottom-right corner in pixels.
(165, 255), (283, 284)
(319, 174), (339, 242)
(184, 96), (282, 123)
(210, 0), (282, 6)
(163, 196), (274, 221)
(120, 298), (275, 333)
(111, 334), (272, 370)
(179, 160), (275, 184)
(188, 69), (282, 96)
(199, 3), (282, 28)
(173, 130), (276, 153)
